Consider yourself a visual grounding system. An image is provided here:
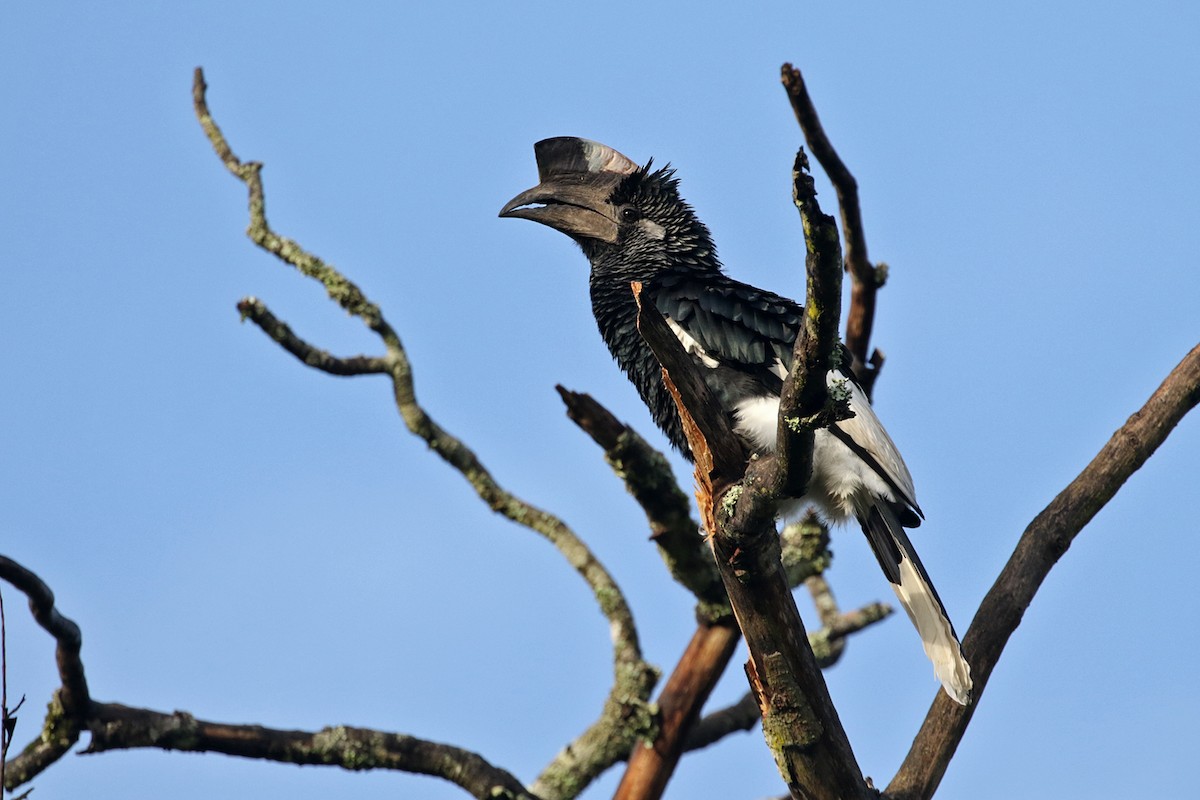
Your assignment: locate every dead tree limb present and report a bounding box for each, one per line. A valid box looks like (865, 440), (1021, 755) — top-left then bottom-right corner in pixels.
(782, 63), (885, 396)
(0, 556), (539, 799)
(887, 342), (1200, 800)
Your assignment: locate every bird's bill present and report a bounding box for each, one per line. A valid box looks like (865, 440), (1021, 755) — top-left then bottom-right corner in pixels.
(499, 177), (621, 244)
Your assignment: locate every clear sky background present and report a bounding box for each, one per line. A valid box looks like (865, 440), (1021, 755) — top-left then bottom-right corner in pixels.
(2, 3), (1197, 799)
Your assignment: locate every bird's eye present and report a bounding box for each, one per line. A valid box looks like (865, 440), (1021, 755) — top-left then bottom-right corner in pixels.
(620, 206), (641, 223)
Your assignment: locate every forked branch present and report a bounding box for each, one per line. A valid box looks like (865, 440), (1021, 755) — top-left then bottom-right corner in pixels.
(632, 150), (872, 800)
(192, 67), (657, 800)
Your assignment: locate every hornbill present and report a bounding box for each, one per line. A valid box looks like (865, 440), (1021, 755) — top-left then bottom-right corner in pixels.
(500, 137), (972, 705)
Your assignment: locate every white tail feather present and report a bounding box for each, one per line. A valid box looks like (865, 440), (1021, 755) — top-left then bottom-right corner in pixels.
(893, 555), (973, 704)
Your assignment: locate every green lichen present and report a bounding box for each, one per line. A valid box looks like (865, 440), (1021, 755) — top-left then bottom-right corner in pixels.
(720, 485), (743, 518)
(37, 691), (75, 749)
(312, 726), (379, 770)
(806, 628), (834, 663)
(874, 262), (890, 287)
(694, 598), (734, 625)
(592, 585), (623, 618)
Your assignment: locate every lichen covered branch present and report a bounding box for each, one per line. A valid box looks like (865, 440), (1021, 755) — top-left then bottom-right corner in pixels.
(84, 703), (535, 799)
(196, 67), (658, 799)
(237, 298), (391, 375)
(556, 386), (726, 614)
(0, 556), (540, 798)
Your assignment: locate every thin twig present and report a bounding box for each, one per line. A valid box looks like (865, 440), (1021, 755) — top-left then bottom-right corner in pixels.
(781, 63), (884, 396)
(776, 149), (853, 497)
(237, 298), (391, 375)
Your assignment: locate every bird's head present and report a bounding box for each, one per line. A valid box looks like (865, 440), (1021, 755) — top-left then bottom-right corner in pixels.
(500, 137), (718, 276)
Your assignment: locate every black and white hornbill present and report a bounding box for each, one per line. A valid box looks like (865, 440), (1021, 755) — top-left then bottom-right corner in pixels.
(500, 137), (972, 705)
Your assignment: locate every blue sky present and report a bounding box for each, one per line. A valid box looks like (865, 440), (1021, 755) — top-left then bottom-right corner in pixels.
(2, 3), (1197, 798)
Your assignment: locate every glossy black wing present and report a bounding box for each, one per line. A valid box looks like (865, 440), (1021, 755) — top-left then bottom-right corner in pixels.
(651, 272), (803, 392)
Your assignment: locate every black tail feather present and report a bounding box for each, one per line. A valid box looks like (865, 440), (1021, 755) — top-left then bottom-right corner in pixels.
(857, 503), (973, 705)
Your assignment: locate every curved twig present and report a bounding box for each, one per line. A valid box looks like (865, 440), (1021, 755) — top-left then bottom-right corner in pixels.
(781, 63), (884, 396)
(237, 298), (391, 375)
(193, 68), (657, 799)
(887, 343), (1200, 800)
(0, 557), (88, 789)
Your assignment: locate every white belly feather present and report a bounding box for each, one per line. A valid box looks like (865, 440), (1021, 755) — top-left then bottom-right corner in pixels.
(731, 376), (912, 522)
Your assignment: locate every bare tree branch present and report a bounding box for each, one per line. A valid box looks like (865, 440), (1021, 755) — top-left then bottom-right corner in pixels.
(887, 343), (1200, 800)
(556, 386), (726, 613)
(559, 389), (894, 798)
(84, 703), (535, 799)
(0, 555), (541, 798)
(185, 67), (667, 800)
(237, 298), (391, 375)
(615, 621), (741, 800)
(781, 63), (884, 396)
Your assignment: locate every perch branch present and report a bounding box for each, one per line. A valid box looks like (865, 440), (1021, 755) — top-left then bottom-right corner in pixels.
(632, 149), (872, 800)
(559, 390), (888, 799)
(887, 342), (1200, 800)
(775, 149), (853, 499)
(682, 598), (893, 753)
